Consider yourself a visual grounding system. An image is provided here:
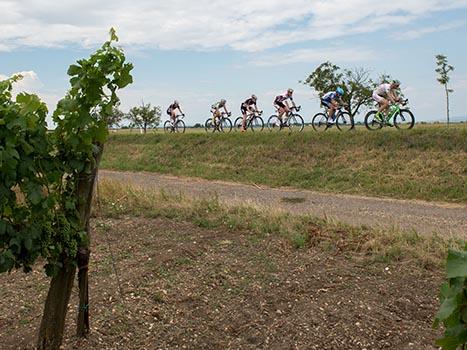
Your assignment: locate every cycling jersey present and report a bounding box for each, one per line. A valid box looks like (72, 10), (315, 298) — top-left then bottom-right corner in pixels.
(243, 98), (256, 107)
(166, 103), (179, 115)
(374, 83), (391, 97)
(212, 101), (226, 110)
(275, 93), (293, 104)
(322, 91), (339, 102)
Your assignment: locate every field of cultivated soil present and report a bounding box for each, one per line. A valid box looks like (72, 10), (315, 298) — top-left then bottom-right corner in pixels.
(0, 215), (443, 350)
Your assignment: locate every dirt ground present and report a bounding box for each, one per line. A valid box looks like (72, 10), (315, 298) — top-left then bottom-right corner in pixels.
(0, 216), (443, 350)
(100, 170), (467, 238)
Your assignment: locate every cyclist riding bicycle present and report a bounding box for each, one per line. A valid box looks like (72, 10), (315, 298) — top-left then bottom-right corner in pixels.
(321, 87), (345, 126)
(211, 99), (230, 124)
(274, 88), (296, 125)
(373, 81), (401, 126)
(241, 94), (260, 131)
(167, 100), (184, 124)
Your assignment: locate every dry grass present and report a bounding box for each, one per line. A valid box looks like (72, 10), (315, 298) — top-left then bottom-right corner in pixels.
(96, 180), (463, 269)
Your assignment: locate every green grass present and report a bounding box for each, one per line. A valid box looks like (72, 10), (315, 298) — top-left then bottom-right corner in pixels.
(95, 180), (464, 269)
(102, 125), (467, 203)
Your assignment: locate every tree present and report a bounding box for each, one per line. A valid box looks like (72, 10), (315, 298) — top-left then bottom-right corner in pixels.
(126, 102), (161, 133)
(106, 106), (125, 128)
(302, 62), (374, 118)
(435, 54), (454, 126)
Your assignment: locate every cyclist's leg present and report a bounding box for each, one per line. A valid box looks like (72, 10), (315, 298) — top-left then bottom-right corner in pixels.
(171, 110), (177, 124)
(241, 105), (247, 130)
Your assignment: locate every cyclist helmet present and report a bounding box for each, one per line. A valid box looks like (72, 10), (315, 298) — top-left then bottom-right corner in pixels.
(391, 80), (400, 88)
(220, 99), (226, 105)
(174, 100), (179, 105)
(336, 87), (344, 96)
(251, 94), (257, 101)
(287, 88), (294, 94)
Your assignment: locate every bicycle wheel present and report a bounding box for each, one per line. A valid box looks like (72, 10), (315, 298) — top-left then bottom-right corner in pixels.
(163, 120), (173, 133)
(234, 117), (244, 131)
(175, 119), (186, 133)
(364, 111), (383, 131)
(312, 113), (328, 132)
(221, 118), (232, 133)
(288, 114), (304, 132)
(336, 112), (354, 131)
(250, 116), (264, 132)
(394, 109), (415, 130)
(205, 118), (215, 133)
(267, 115), (281, 131)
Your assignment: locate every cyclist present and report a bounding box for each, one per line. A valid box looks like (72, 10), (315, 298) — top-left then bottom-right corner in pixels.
(211, 99), (230, 124)
(373, 81), (401, 125)
(321, 87), (345, 126)
(274, 88), (296, 125)
(241, 94), (260, 131)
(166, 100), (184, 124)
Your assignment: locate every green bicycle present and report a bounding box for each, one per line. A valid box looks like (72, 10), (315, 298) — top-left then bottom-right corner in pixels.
(364, 99), (415, 131)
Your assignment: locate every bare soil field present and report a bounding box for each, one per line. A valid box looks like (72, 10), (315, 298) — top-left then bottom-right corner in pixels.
(0, 215), (444, 350)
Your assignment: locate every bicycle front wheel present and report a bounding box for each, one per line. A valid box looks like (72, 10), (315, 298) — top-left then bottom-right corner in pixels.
(250, 116), (264, 132)
(163, 120), (173, 133)
(221, 118), (232, 133)
(364, 111), (383, 131)
(336, 112), (354, 131)
(267, 115), (281, 131)
(175, 120), (186, 133)
(394, 109), (415, 130)
(312, 113), (328, 132)
(288, 114), (304, 132)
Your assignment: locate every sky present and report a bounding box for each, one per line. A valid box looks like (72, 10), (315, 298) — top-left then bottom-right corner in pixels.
(0, 0), (466, 126)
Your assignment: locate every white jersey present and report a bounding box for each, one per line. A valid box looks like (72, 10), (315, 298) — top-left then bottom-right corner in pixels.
(374, 83), (391, 97)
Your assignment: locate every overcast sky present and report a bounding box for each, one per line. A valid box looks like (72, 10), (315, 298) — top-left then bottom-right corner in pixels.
(1, 0), (466, 125)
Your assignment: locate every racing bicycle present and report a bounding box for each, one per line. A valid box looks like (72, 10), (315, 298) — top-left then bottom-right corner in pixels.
(205, 112), (233, 133)
(312, 105), (353, 132)
(364, 99), (415, 131)
(234, 110), (264, 132)
(267, 106), (304, 132)
(163, 114), (186, 133)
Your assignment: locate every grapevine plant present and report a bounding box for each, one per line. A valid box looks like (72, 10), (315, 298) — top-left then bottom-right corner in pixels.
(435, 248), (467, 350)
(0, 29), (133, 349)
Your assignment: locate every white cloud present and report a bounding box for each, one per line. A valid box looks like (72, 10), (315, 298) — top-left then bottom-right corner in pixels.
(393, 20), (466, 40)
(0, 0), (466, 52)
(248, 47), (376, 66)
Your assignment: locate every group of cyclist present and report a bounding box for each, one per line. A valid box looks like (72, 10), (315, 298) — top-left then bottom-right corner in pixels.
(166, 81), (402, 129)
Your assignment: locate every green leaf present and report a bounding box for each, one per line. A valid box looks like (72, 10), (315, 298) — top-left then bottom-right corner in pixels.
(0, 251), (15, 273)
(435, 297), (459, 322)
(67, 64), (82, 76)
(447, 250), (467, 278)
(436, 336), (462, 350)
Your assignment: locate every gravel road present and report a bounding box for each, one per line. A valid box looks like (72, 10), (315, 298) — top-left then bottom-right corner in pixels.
(100, 170), (467, 238)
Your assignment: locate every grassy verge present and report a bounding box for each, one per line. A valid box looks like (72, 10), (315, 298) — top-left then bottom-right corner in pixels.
(101, 126), (467, 203)
(96, 180), (464, 269)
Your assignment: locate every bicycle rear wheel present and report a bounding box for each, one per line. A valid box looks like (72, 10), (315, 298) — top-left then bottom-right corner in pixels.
(250, 116), (264, 132)
(175, 120), (186, 133)
(336, 112), (354, 131)
(163, 120), (173, 133)
(312, 113), (328, 132)
(234, 117), (245, 131)
(205, 118), (216, 133)
(394, 109), (415, 130)
(267, 115), (281, 131)
(288, 114), (304, 132)
(364, 111), (383, 131)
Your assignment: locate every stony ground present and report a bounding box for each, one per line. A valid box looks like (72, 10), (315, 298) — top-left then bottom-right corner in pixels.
(0, 215), (443, 350)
